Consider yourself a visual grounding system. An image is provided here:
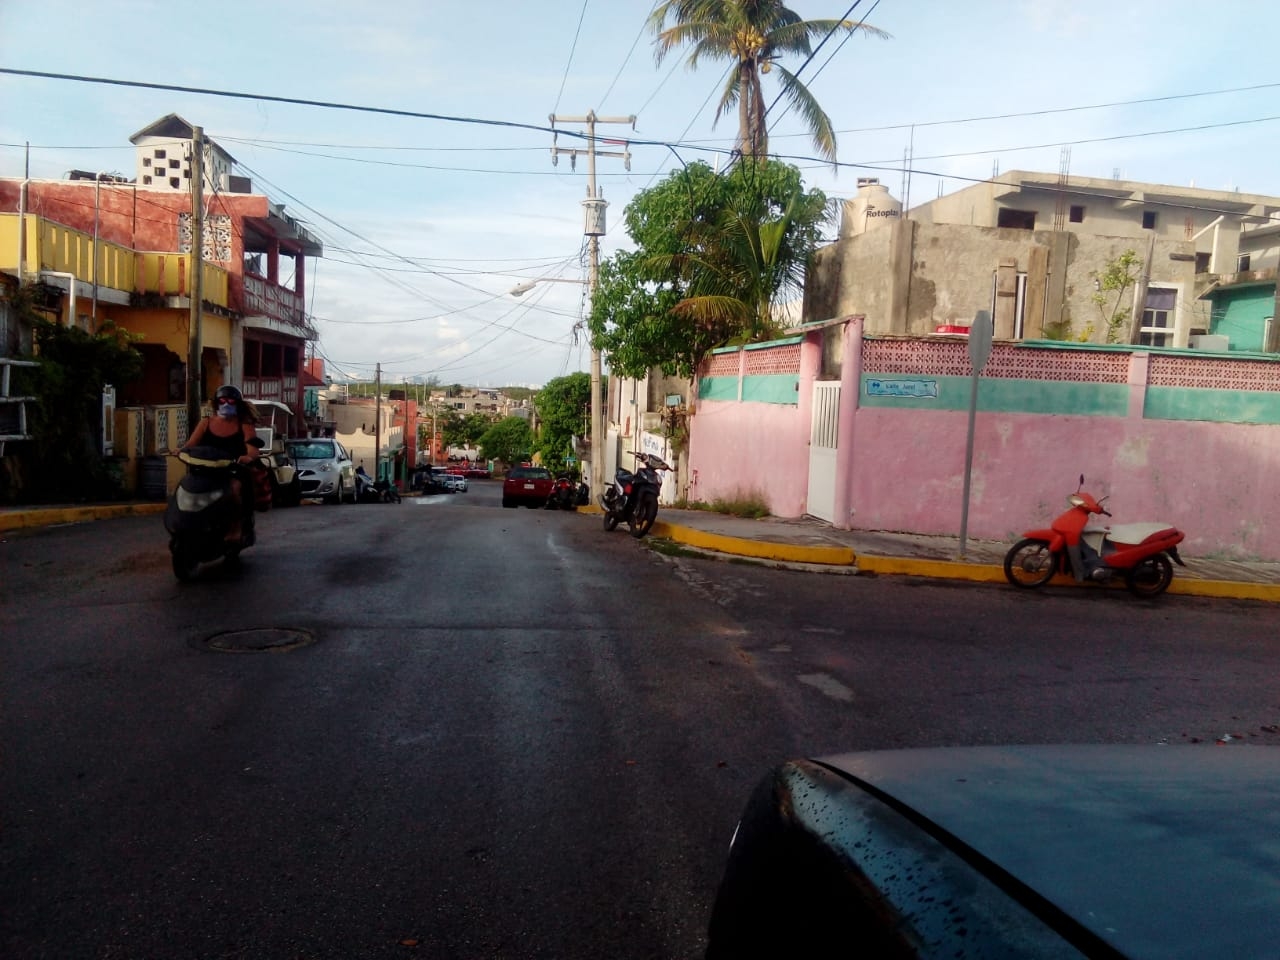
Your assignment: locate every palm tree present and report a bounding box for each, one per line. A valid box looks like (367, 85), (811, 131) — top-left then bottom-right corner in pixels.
(649, 0), (889, 162)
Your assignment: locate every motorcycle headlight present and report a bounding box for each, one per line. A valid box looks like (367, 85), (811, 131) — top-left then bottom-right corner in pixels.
(176, 486), (226, 511)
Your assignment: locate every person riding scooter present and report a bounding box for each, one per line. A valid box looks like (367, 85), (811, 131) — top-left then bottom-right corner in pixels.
(182, 385), (259, 542)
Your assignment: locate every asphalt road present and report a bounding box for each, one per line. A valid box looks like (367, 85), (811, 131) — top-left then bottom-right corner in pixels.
(2, 482), (1277, 959)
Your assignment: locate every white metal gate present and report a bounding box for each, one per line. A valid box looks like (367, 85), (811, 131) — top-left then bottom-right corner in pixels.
(806, 381), (840, 522)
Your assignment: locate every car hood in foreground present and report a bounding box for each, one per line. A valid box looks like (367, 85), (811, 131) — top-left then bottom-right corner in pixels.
(709, 745), (1280, 959)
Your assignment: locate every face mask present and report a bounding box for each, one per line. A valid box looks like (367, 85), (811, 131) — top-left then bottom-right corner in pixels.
(217, 403), (238, 419)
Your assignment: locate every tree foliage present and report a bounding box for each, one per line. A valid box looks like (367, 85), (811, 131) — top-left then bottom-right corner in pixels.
(533, 372), (590, 472)
(477, 416), (533, 465)
(588, 159), (833, 379)
(649, 0), (889, 162)
(1092, 249), (1142, 344)
(9, 307), (143, 501)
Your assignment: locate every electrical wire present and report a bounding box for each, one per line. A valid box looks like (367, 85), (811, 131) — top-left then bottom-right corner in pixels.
(597, 1), (660, 112)
(553, 0), (592, 116)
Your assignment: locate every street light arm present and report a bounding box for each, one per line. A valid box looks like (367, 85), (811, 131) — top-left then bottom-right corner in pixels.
(508, 276), (589, 297)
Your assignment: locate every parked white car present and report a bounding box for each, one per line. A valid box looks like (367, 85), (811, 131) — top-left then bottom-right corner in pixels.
(285, 438), (356, 504)
(443, 474), (468, 492)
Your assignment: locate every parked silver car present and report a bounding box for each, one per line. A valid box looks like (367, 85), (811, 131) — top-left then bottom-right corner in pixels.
(285, 438), (355, 504)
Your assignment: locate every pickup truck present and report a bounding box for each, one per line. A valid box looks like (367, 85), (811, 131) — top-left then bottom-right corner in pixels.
(502, 465), (554, 508)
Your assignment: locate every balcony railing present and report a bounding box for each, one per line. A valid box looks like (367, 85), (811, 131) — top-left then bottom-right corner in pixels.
(0, 213), (228, 307)
(241, 272), (306, 329)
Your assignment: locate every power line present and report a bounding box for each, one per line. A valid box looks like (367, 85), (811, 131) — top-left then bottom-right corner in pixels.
(780, 79), (1280, 140)
(0, 68), (591, 142)
(766, 0), (868, 119)
(597, 1), (659, 112)
(553, 0), (591, 116)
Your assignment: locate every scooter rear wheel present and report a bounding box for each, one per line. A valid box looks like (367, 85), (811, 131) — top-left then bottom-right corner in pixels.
(1003, 538), (1057, 588)
(1125, 553), (1174, 598)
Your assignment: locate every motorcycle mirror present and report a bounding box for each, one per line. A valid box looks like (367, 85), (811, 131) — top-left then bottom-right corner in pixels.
(1078, 473), (1085, 490)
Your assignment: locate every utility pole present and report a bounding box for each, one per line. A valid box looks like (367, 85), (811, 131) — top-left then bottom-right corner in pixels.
(187, 126), (205, 430)
(375, 362), (382, 481)
(550, 111), (634, 500)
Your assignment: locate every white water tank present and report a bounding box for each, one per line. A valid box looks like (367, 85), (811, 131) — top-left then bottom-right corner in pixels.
(840, 178), (903, 238)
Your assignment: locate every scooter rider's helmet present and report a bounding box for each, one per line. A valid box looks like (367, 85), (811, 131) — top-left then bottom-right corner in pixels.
(212, 384), (253, 422)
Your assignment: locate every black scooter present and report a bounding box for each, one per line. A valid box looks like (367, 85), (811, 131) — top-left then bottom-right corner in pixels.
(164, 438), (264, 581)
(601, 451), (670, 538)
(356, 469), (402, 503)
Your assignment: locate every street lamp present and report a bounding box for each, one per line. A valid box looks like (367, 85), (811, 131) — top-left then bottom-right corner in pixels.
(508, 277), (586, 296)
(508, 276), (602, 499)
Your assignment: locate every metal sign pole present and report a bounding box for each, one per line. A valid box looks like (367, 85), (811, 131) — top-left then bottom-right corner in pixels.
(959, 310), (993, 557)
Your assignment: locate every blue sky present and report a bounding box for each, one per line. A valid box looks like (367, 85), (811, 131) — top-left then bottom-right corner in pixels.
(3, 0), (1279, 387)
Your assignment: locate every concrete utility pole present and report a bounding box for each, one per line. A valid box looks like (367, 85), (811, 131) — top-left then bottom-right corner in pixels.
(187, 126), (205, 430)
(375, 362), (382, 481)
(549, 111), (634, 500)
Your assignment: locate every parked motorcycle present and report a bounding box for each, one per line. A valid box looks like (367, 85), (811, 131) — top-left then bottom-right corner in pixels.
(355, 468), (402, 503)
(601, 451), (671, 539)
(546, 475), (580, 511)
(164, 439), (265, 581)
(1003, 476), (1186, 598)
(373, 478), (402, 503)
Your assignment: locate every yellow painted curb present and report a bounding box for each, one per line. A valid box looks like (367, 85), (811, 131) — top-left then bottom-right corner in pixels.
(855, 555), (1007, 582)
(0, 502), (166, 532)
(651, 520), (856, 566)
(1167, 578), (1280, 603)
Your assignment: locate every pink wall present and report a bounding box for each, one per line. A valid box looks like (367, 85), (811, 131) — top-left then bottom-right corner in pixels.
(689, 400), (811, 515)
(851, 409), (1280, 560)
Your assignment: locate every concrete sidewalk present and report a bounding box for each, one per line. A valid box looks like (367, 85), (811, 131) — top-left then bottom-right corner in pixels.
(634, 507), (1280, 604)
(4, 499), (1278, 602)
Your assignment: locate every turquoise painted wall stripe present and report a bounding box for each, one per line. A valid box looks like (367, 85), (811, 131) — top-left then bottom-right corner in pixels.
(742, 374), (799, 404)
(700, 376), (739, 401)
(860, 375), (1128, 415)
(699, 374), (800, 404)
(1145, 387), (1280, 425)
(704, 372), (1280, 423)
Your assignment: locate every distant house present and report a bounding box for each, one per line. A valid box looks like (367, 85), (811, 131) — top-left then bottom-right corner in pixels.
(805, 172), (1280, 350)
(0, 113), (323, 493)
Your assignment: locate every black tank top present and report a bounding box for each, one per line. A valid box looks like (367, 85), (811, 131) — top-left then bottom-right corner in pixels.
(200, 419), (247, 458)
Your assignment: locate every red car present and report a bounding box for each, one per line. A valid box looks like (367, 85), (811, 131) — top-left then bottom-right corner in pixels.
(502, 465), (553, 508)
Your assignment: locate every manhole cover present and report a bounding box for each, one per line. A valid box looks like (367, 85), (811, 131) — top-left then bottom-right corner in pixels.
(202, 628), (316, 653)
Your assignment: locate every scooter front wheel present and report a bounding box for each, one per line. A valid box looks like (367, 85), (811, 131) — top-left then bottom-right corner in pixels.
(630, 493), (658, 538)
(171, 540), (199, 581)
(1125, 553), (1174, 598)
(603, 510), (619, 532)
(1003, 538), (1057, 588)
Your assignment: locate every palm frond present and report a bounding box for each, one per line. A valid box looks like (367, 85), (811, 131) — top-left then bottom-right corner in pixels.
(771, 63), (837, 162)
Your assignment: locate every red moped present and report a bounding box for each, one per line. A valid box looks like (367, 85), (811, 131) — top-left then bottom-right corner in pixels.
(1004, 476), (1186, 598)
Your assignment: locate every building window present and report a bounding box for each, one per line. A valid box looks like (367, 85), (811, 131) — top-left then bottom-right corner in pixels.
(997, 208), (1037, 230)
(1142, 210), (1158, 230)
(1069, 205), (1085, 223)
(1237, 254), (1252, 272)
(155, 148), (167, 159)
(1138, 287), (1177, 347)
(142, 175), (152, 185)
(1195, 252), (1211, 274)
